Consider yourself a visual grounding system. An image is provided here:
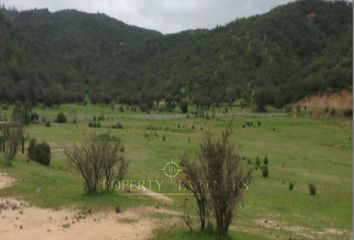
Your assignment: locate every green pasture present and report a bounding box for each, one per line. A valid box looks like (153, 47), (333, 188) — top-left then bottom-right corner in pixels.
(0, 105), (351, 239)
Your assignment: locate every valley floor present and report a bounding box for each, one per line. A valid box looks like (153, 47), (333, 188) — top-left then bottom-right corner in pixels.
(0, 107), (352, 240)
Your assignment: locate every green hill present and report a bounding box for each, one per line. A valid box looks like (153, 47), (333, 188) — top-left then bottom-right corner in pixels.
(0, 0), (352, 109)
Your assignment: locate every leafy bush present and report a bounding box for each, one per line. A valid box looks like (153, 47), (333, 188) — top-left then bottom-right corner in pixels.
(27, 139), (51, 166)
(45, 121), (51, 127)
(289, 182), (294, 191)
(309, 183), (317, 195)
(180, 101), (188, 113)
(27, 139), (37, 161)
(264, 157), (269, 165)
(88, 121), (101, 128)
(112, 122), (123, 129)
(56, 113), (67, 123)
(30, 112), (39, 123)
(262, 165), (269, 177)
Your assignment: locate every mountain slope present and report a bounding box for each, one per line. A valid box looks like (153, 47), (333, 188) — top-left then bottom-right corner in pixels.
(109, 0), (352, 106)
(0, 0), (352, 108)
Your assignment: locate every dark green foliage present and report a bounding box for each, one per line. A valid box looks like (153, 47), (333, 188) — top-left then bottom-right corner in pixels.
(112, 122), (123, 129)
(30, 112), (39, 122)
(27, 139), (37, 161)
(88, 121), (101, 128)
(35, 142), (51, 166)
(343, 109), (352, 117)
(55, 113), (67, 123)
(289, 182), (294, 191)
(162, 135), (166, 142)
(0, 0), (351, 105)
(264, 157), (269, 165)
(262, 165), (269, 177)
(45, 121), (51, 127)
(180, 101), (188, 113)
(309, 183), (317, 195)
(27, 139), (51, 166)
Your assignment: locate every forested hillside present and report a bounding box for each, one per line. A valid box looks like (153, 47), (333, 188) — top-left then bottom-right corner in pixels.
(0, 0), (352, 109)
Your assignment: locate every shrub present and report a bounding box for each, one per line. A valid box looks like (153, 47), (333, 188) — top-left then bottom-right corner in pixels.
(97, 114), (105, 121)
(56, 113), (67, 123)
(181, 127), (252, 236)
(35, 143), (51, 166)
(45, 121), (51, 127)
(289, 182), (294, 191)
(88, 121), (101, 128)
(162, 135), (166, 142)
(309, 183), (316, 195)
(343, 109), (352, 117)
(65, 135), (129, 194)
(12, 107), (30, 125)
(2, 103), (9, 110)
(240, 99), (247, 108)
(27, 139), (51, 166)
(262, 165), (269, 177)
(2, 124), (24, 165)
(180, 101), (188, 113)
(28, 139), (37, 161)
(264, 157), (268, 165)
(30, 112), (39, 123)
(112, 122), (123, 129)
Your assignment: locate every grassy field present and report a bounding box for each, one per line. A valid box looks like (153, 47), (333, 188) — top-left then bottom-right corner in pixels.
(0, 104), (352, 239)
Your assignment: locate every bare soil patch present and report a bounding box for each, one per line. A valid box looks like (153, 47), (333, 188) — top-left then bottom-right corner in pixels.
(0, 172), (180, 240)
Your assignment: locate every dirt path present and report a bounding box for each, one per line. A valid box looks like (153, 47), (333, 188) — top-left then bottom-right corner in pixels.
(45, 112), (287, 123)
(0, 172), (180, 240)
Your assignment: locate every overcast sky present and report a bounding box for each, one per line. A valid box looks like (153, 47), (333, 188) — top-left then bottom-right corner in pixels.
(2, 0), (294, 33)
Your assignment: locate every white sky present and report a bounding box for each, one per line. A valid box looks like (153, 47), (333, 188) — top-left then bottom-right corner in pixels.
(1, 0), (295, 33)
